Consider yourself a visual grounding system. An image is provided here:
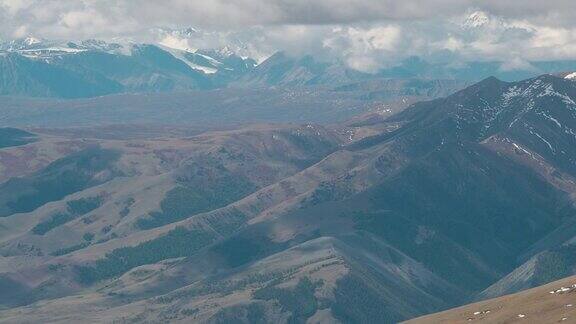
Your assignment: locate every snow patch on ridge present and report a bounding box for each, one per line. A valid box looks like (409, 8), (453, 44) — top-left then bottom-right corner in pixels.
(538, 83), (576, 106)
(539, 111), (562, 128)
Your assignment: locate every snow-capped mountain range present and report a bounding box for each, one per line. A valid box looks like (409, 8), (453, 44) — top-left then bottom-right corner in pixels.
(0, 34), (262, 97)
(1, 30), (575, 99)
(0, 35), (255, 75)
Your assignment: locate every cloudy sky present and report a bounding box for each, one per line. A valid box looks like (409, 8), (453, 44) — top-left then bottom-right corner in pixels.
(1, 0), (576, 71)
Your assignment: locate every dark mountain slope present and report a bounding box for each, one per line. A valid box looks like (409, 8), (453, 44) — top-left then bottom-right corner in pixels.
(0, 147), (121, 217)
(0, 54), (123, 98)
(0, 128), (37, 149)
(294, 75), (576, 296)
(55, 45), (212, 92)
(235, 52), (368, 87)
(0, 44), (215, 98)
(346, 74), (576, 303)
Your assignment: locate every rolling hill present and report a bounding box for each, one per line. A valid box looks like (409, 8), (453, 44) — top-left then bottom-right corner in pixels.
(405, 274), (576, 323)
(1, 74), (576, 322)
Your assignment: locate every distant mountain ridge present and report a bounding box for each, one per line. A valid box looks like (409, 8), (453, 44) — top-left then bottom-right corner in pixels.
(0, 38), (253, 97)
(1, 37), (575, 98)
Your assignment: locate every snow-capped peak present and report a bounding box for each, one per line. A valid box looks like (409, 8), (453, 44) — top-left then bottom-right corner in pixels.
(0, 36), (46, 51)
(463, 11), (490, 28)
(216, 46), (235, 58)
(0, 37), (128, 59)
(565, 72), (576, 80)
(24, 36), (41, 46)
(158, 34), (195, 52)
(181, 27), (198, 37)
